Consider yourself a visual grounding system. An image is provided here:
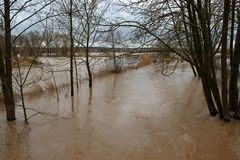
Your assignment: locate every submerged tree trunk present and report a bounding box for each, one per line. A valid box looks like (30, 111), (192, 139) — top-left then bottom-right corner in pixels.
(185, 0), (223, 118)
(74, 54), (79, 89)
(1, 0), (16, 121)
(209, 75), (223, 117)
(86, 39), (92, 88)
(0, 46), (16, 121)
(190, 64), (197, 77)
(85, 13), (92, 88)
(110, 27), (118, 72)
(200, 72), (218, 116)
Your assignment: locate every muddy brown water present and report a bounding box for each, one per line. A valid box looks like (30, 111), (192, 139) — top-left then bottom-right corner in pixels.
(0, 64), (240, 160)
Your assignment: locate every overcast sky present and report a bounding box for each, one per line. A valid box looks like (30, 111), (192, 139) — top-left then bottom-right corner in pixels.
(1, 0), (143, 47)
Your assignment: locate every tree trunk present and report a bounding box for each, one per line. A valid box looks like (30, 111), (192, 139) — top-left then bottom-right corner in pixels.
(190, 64), (198, 76)
(111, 28), (118, 72)
(186, 1), (219, 117)
(86, 43), (92, 88)
(74, 54), (79, 89)
(86, 15), (92, 88)
(229, 0), (237, 111)
(201, 77), (218, 116)
(221, 0), (231, 121)
(208, 58), (223, 117)
(229, 10), (240, 117)
(2, 0), (16, 121)
(69, 0), (74, 96)
(209, 76), (223, 117)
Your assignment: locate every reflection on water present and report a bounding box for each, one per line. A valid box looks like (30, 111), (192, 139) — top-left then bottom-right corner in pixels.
(0, 64), (240, 160)
(88, 88), (93, 106)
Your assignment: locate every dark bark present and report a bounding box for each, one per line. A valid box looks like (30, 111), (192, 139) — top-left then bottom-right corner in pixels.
(221, 0), (231, 120)
(74, 54), (79, 89)
(190, 64), (198, 76)
(86, 39), (92, 88)
(179, 1), (197, 77)
(186, 0), (220, 117)
(229, 0), (236, 67)
(229, 0), (237, 111)
(209, 58), (223, 117)
(201, 77), (218, 116)
(70, 0), (74, 96)
(187, 2), (204, 67)
(229, 10), (240, 117)
(111, 27), (118, 72)
(196, 1), (220, 116)
(1, 0), (16, 121)
(86, 9), (92, 88)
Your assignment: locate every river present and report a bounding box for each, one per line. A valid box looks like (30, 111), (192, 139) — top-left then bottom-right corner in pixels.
(0, 64), (240, 160)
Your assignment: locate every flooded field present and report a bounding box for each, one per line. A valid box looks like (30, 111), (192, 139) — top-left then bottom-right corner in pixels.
(10, 56), (140, 95)
(1, 64), (240, 160)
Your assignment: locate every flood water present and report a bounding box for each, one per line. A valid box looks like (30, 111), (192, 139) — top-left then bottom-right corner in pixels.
(1, 64), (240, 160)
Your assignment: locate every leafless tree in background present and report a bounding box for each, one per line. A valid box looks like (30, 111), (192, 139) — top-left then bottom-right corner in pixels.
(56, 0), (76, 96)
(73, 0), (111, 88)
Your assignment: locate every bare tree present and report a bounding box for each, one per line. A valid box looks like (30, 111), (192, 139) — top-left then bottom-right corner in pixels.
(104, 26), (126, 72)
(117, 0), (238, 121)
(0, 0), (55, 121)
(74, 0), (111, 88)
(56, 0), (80, 95)
(69, 0), (74, 96)
(13, 36), (44, 122)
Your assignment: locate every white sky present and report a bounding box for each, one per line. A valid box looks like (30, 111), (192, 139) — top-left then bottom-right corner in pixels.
(1, 0), (141, 47)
